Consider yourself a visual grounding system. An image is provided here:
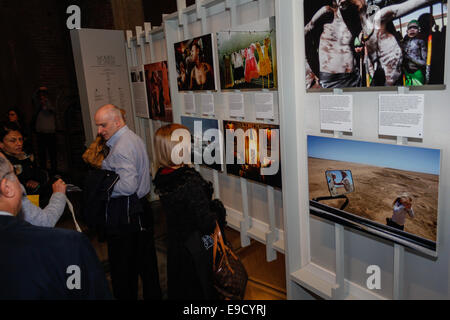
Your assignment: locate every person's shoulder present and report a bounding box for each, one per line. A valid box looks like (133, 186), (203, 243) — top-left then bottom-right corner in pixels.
(120, 127), (144, 143)
(18, 223), (88, 246)
(115, 127), (143, 149)
(4, 153), (17, 163)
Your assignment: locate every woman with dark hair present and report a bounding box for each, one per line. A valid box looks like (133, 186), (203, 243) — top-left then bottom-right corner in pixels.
(0, 122), (44, 194)
(153, 124), (225, 300)
(7, 108), (32, 154)
(8, 109), (22, 126)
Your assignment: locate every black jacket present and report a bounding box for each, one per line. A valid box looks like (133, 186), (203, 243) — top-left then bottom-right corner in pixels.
(153, 166), (224, 300)
(83, 169), (151, 237)
(83, 169), (119, 230)
(0, 215), (112, 300)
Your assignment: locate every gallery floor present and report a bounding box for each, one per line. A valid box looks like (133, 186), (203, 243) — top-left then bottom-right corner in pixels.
(57, 200), (287, 300)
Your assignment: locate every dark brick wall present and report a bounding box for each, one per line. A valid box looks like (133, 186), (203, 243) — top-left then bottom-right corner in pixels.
(143, 0), (195, 27)
(0, 0), (122, 172)
(0, 0), (116, 124)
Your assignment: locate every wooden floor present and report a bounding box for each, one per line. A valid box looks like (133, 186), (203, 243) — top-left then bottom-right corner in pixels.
(57, 200), (287, 300)
(225, 228), (286, 300)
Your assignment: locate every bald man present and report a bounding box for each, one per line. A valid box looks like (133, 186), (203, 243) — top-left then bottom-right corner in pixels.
(94, 104), (161, 300)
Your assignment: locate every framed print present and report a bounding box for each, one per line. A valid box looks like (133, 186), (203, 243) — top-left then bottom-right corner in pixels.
(308, 135), (441, 256)
(174, 34), (217, 91)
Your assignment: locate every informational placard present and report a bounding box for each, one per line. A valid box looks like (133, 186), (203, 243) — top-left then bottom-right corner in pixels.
(201, 94), (215, 116)
(379, 94), (424, 138)
(228, 93), (245, 118)
(70, 29), (135, 143)
(130, 65), (149, 119)
(255, 93), (274, 119)
(320, 95), (353, 132)
(184, 94), (196, 114)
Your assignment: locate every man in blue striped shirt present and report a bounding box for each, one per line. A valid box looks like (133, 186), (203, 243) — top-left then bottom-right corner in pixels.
(94, 104), (161, 300)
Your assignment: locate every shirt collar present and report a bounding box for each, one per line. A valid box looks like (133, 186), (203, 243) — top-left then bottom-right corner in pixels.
(106, 126), (128, 148)
(0, 211), (14, 217)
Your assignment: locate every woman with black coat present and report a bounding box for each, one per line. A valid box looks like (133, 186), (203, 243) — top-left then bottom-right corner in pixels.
(153, 124), (222, 300)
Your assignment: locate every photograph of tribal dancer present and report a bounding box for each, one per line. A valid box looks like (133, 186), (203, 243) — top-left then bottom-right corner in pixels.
(174, 34), (217, 91)
(304, 0), (447, 89)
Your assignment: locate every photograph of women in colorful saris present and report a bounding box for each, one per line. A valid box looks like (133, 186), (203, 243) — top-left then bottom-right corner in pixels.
(217, 16), (277, 90)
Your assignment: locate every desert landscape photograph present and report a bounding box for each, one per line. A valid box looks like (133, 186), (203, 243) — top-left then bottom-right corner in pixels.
(307, 136), (441, 242)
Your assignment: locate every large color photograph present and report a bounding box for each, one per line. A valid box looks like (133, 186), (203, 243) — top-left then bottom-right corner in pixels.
(217, 16), (277, 90)
(304, 0), (447, 89)
(308, 135), (441, 253)
(224, 121), (282, 188)
(180, 116), (223, 172)
(144, 61), (173, 122)
(174, 34), (216, 91)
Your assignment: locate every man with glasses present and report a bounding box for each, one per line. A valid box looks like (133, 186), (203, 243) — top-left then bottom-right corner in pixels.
(0, 157), (112, 299)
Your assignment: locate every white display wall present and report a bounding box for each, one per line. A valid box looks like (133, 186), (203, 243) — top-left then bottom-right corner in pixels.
(123, 0), (450, 300)
(126, 0), (285, 262)
(71, 29), (136, 143)
(277, 0), (450, 300)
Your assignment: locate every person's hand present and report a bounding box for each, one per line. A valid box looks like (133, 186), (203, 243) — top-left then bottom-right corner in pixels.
(52, 179), (67, 194)
(26, 180), (40, 190)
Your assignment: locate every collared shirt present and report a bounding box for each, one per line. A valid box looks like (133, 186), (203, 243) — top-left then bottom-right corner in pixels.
(0, 211), (13, 217)
(102, 126), (150, 199)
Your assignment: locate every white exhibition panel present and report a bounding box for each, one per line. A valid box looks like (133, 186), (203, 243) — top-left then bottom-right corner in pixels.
(160, 0), (285, 250)
(70, 29), (136, 144)
(72, 0), (450, 300)
(291, 0), (450, 300)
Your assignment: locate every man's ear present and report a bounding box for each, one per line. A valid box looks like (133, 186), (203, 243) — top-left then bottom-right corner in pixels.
(0, 142), (4, 150)
(0, 178), (14, 198)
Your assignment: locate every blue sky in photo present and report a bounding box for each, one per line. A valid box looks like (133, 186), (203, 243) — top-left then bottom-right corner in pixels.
(307, 136), (441, 175)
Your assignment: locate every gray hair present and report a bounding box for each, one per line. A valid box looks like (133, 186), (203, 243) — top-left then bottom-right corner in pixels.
(105, 105), (124, 122)
(0, 157), (14, 182)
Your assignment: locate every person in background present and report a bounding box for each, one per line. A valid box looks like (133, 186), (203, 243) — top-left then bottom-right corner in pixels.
(7, 108), (24, 129)
(94, 104), (161, 300)
(153, 123), (221, 300)
(7, 108), (31, 154)
(387, 193), (415, 231)
(0, 156), (112, 300)
(32, 86), (57, 174)
(0, 122), (43, 195)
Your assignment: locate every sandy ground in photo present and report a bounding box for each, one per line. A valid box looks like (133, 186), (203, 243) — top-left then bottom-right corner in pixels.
(308, 157), (439, 242)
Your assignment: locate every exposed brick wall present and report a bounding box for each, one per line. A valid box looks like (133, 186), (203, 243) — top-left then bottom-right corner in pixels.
(0, 0), (117, 124)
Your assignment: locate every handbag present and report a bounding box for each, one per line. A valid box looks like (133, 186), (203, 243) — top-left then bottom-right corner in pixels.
(212, 222), (248, 300)
(82, 135), (109, 169)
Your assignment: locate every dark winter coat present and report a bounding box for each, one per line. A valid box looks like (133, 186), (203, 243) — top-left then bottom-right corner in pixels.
(153, 166), (220, 300)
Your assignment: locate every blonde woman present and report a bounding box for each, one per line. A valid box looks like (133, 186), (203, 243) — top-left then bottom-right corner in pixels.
(153, 124), (222, 300)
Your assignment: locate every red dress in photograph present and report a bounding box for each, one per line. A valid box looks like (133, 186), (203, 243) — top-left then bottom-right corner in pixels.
(244, 44), (260, 83)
